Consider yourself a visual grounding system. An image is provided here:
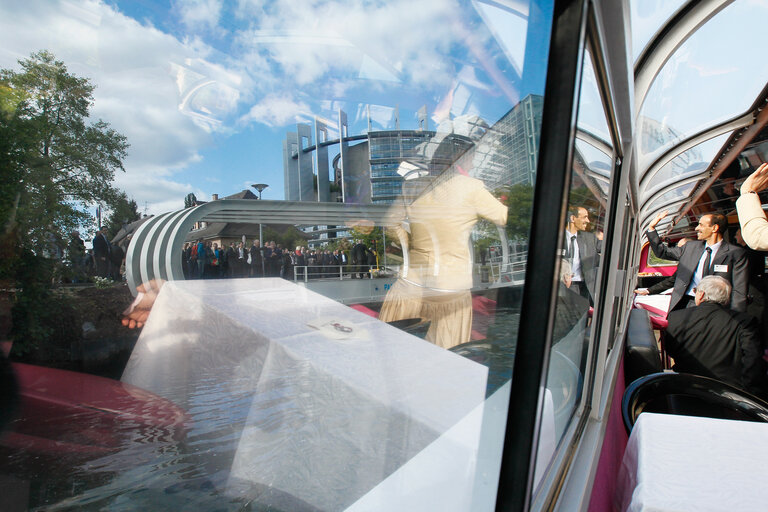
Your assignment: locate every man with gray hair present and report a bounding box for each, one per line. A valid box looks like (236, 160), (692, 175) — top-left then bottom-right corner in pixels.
(665, 275), (766, 397)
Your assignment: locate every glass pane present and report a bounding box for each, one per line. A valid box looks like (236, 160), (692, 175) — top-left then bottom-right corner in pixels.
(643, 132), (730, 195)
(638, 1), (768, 168)
(0, 0), (554, 509)
(629, 0), (687, 62)
(645, 182), (698, 214)
(534, 46), (614, 488)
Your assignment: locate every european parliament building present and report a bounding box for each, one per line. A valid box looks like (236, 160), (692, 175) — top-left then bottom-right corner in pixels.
(282, 95), (543, 244)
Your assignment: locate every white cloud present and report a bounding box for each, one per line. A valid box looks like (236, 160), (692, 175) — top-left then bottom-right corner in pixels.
(240, 93), (311, 127)
(113, 173), (206, 217)
(233, 0), (461, 92)
(175, 0), (223, 33)
(0, 0), (245, 214)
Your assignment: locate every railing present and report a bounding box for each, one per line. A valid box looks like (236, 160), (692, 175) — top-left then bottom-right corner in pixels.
(291, 260), (528, 287)
(292, 265), (390, 282)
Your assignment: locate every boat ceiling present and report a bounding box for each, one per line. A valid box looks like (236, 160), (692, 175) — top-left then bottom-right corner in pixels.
(630, 0), (768, 240)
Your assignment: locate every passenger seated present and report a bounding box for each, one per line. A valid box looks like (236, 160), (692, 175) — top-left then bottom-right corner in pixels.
(665, 275), (766, 398)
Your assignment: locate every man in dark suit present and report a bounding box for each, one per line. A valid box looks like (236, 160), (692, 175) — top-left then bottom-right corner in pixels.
(665, 275), (765, 398)
(564, 206), (600, 304)
(647, 210), (748, 312)
(351, 240), (367, 279)
(249, 240), (262, 277)
(92, 226), (111, 278)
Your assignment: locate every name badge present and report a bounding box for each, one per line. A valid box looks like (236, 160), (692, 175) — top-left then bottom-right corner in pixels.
(714, 264), (728, 272)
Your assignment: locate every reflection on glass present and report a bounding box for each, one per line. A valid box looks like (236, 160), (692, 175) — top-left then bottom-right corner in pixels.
(535, 46), (614, 488)
(638, 1), (768, 165)
(379, 155), (508, 349)
(0, 0), (556, 509)
(644, 132), (731, 192)
(629, 0), (686, 61)
(645, 182), (697, 214)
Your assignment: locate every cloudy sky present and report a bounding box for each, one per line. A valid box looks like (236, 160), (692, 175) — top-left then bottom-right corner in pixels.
(0, 0), (551, 217)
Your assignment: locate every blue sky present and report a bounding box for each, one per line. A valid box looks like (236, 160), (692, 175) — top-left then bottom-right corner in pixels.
(0, 0), (553, 216)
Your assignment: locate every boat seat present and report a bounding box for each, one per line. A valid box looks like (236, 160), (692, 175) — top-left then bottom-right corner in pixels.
(621, 372), (768, 433)
(624, 309), (663, 386)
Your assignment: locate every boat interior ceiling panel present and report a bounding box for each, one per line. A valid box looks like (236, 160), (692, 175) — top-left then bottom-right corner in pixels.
(630, 0), (768, 238)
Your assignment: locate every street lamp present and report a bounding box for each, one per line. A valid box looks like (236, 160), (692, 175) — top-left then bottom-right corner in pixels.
(251, 184), (269, 275)
(252, 183), (268, 200)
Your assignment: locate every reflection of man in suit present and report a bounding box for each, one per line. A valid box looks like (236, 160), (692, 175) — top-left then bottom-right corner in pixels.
(564, 206), (600, 304)
(92, 226), (111, 278)
(553, 259), (590, 342)
(647, 210), (748, 312)
(351, 240), (367, 279)
(666, 276), (765, 397)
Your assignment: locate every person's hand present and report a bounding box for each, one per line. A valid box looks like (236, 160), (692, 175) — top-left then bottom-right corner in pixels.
(634, 288), (649, 296)
(648, 210), (668, 230)
(740, 163), (768, 195)
(121, 279), (165, 329)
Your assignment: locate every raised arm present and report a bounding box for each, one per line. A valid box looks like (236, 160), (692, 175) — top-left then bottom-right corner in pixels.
(736, 163), (768, 251)
(646, 210), (683, 261)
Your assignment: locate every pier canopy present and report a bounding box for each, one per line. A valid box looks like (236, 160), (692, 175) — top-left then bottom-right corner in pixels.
(125, 199), (403, 295)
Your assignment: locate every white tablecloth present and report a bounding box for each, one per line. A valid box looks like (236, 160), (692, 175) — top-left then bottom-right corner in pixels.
(122, 278), (489, 511)
(616, 412), (768, 511)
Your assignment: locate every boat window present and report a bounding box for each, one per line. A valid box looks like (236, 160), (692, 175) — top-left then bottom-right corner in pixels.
(643, 132), (731, 197)
(637, 1), (768, 170)
(0, 1), (557, 509)
(643, 182), (697, 223)
(533, 42), (615, 489)
(629, 0), (687, 62)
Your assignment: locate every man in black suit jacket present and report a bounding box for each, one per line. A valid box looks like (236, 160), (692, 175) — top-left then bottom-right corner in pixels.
(92, 226), (111, 278)
(565, 206), (601, 304)
(647, 210), (748, 312)
(666, 275), (765, 398)
(351, 240), (367, 279)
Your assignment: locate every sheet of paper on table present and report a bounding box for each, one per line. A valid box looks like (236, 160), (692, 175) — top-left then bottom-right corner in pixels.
(122, 278), (489, 511)
(632, 294), (671, 316)
(616, 412), (768, 511)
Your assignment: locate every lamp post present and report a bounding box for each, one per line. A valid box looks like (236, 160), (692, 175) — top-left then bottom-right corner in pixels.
(252, 183), (269, 200)
(251, 184), (269, 276)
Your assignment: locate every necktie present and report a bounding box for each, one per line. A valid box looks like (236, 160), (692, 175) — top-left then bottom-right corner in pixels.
(702, 247), (712, 276)
(568, 235), (576, 261)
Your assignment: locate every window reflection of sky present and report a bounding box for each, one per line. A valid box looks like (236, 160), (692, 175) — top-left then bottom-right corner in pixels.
(644, 132), (730, 193)
(629, 0), (686, 61)
(0, 0), (554, 214)
(638, 1), (768, 164)
(575, 138), (612, 178)
(576, 49), (611, 145)
(645, 182), (697, 213)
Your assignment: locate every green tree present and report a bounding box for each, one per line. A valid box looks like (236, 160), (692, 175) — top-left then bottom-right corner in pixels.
(0, 50), (129, 251)
(105, 191), (141, 240)
(496, 182), (534, 240)
(349, 225), (385, 254)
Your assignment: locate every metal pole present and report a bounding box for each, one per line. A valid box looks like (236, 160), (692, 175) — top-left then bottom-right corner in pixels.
(382, 230), (387, 268)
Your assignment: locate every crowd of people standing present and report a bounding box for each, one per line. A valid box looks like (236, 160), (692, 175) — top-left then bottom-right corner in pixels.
(181, 239), (378, 281)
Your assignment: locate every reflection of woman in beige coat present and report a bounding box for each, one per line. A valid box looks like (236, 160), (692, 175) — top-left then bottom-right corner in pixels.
(736, 163), (768, 251)
(379, 171), (507, 349)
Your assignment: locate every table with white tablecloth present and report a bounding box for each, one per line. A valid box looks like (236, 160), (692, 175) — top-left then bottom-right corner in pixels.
(616, 412), (768, 511)
(122, 278), (490, 511)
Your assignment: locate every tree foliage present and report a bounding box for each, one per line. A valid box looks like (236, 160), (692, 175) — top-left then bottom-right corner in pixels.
(105, 191), (141, 241)
(0, 50), (129, 251)
(496, 182), (534, 241)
